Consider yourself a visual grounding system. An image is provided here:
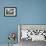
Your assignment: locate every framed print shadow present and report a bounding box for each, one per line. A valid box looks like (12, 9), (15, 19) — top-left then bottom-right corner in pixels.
(4, 7), (17, 17)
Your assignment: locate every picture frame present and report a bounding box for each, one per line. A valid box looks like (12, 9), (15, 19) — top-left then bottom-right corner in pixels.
(4, 7), (17, 17)
(18, 24), (46, 42)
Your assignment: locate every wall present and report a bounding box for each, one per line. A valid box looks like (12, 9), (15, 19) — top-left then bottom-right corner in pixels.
(0, 0), (46, 44)
(20, 0), (46, 24)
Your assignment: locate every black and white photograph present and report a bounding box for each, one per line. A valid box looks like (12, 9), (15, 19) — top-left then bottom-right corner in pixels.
(18, 25), (46, 46)
(4, 7), (16, 17)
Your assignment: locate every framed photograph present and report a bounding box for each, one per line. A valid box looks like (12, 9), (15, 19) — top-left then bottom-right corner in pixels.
(4, 7), (17, 17)
(18, 24), (46, 42)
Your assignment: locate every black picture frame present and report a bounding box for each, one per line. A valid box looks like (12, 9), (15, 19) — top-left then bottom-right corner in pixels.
(4, 7), (17, 17)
